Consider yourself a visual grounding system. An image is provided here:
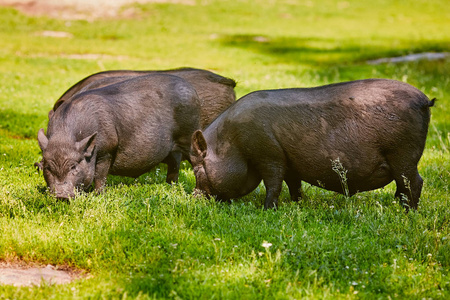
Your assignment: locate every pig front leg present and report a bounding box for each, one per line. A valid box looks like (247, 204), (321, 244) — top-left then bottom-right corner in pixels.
(164, 151), (182, 184)
(93, 155), (112, 193)
(284, 171), (302, 202)
(261, 164), (286, 210)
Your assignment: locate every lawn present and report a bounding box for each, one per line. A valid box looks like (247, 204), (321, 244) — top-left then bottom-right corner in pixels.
(0, 0), (449, 298)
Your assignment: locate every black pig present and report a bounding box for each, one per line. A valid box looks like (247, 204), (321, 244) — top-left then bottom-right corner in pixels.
(38, 74), (200, 199)
(52, 68), (236, 129)
(191, 79), (434, 210)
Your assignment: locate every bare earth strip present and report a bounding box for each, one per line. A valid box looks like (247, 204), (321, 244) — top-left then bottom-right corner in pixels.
(0, 266), (73, 286)
(0, 261), (87, 287)
(0, 0), (195, 20)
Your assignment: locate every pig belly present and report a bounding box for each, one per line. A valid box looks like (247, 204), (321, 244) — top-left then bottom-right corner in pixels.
(297, 156), (394, 195)
(109, 142), (173, 178)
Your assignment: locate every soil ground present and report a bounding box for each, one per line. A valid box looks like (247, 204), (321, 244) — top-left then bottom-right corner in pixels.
(0, 0), (193, 20)
(0, 260), (86, 287)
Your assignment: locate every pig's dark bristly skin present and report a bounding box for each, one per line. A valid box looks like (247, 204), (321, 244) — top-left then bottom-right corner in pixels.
(53, 68), (236, 129)
(38, 74), (201, 199)
(36, 68), (235, 172)
(191, 79), (434, 210)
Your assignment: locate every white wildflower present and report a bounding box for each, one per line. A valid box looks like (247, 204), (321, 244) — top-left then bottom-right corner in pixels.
(262, 241), (272, 248)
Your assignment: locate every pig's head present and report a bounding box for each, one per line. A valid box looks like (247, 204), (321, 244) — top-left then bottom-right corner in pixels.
(190, 130), (214, 197)
(37, 128), (97, 199)
(190, 130), (252, 201)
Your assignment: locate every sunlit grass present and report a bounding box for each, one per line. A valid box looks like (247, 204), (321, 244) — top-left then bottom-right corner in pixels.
(0, 0), (449, 298)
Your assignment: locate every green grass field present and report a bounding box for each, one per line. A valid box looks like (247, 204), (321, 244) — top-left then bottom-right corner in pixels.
(1, 0), (449, 298)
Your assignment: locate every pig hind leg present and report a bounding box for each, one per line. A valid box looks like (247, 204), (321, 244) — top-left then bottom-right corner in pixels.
(387, 156), (423, 210)
(393, 168), (423, 211)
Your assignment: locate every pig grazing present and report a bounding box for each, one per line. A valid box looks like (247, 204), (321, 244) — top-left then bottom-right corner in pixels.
(191, 79), (434, 210)
(52, 68), (236, 129)
(38, 74), (200, 199)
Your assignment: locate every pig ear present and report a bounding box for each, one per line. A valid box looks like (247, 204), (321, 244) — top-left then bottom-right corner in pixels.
(76, 132), (97, 159)
(192, 130), (207, 158)
(37, 128), (48, 151)
(48, 109), (54, 119)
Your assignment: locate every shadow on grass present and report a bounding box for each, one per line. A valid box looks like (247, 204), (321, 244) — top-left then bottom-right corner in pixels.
(0, 109), (46, 140)
(105, 161), (194, 188)
(219, 34), (450, 66)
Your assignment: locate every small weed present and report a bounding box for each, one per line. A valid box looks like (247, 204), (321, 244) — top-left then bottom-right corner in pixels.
(331, 158), (349, 197)
(399, 174), (412, 209)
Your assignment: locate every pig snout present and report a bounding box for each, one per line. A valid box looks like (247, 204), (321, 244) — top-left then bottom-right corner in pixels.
(193, 188), (208, 198)
(51, 182), (76, 199)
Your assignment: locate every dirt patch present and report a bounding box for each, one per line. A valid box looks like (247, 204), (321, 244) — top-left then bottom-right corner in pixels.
(0, 261), (87, 287)
(0, 0), (195, 20)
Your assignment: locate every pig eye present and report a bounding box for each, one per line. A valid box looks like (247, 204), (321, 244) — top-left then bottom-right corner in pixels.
(70, 164), (77, 171)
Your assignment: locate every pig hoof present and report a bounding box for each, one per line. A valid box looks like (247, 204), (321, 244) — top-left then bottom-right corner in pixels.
(34, 161), (43, 172)
(193, 188), (206, 198)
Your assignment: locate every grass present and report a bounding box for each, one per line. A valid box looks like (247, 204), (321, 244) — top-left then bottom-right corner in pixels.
(0, 0), (449, 298)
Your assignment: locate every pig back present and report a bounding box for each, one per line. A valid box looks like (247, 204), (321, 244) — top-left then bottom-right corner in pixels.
(164, 69), (236, 128)
(54, 68), (236, 129)
(55, 70), (148, 107)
